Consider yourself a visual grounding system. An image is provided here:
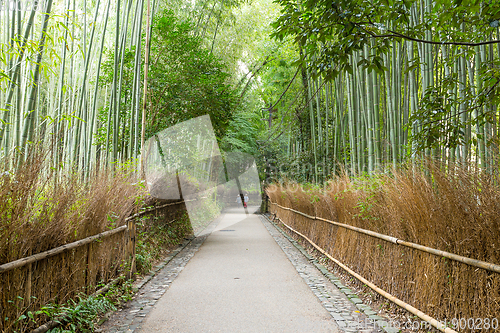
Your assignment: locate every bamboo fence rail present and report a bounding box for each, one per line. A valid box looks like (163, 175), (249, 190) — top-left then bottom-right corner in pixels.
(124, 199), (195, 221)
(0, 225), (127, 274)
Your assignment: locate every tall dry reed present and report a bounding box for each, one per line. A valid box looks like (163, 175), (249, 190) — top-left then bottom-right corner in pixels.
(267, 162), (500, 330)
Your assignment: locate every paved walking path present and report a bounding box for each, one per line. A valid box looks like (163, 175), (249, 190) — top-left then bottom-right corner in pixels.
(100, 209), (384, 333)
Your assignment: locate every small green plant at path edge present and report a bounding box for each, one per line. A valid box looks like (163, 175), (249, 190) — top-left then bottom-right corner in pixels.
(14, 279), (135, 333)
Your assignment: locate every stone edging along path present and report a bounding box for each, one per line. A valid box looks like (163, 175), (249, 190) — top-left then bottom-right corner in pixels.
(98, 213), (397, 333)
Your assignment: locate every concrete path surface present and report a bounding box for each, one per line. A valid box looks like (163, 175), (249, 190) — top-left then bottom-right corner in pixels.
(137, 209), (340, 332)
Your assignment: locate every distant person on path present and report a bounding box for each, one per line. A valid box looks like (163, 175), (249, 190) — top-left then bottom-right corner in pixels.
(236, 194), (242, 207)
(244, 193), (249, 208)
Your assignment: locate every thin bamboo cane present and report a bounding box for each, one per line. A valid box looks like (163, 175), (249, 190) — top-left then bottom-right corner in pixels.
(106, 0), (122, 164)
(115, 0), (134, 158)
(345, 60), (357, 174)
(306, 70), (318, 182)
(369, 42), (381, 168)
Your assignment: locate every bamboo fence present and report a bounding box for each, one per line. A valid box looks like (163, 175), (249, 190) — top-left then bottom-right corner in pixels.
(269, 200), (500, 332)
(269, 202), (500, 274)
(0, 200), (187, 332)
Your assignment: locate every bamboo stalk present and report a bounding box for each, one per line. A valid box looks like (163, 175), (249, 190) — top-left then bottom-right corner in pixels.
(0, 8), (37, 149)
(86, 0), (113, 178)
(345, 60), (357, 174)
(129, 0), (144, 159)
(364, 44), (375, 172)
(140, 0), (152, 178)
(306, 69), (318, 182)
(20, 0), (54, 152)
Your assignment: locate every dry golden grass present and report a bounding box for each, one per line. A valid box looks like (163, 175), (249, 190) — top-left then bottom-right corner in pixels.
(0, 146), (140, 332)
(267, 162), (500, 330)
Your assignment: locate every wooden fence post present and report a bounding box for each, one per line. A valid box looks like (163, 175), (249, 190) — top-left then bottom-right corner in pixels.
(85, 242), (92, 293)
(25, 262), (32, 308)
(127, 218), (136, 279)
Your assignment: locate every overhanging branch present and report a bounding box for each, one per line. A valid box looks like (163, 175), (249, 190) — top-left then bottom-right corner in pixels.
(359, 24), (500, 46)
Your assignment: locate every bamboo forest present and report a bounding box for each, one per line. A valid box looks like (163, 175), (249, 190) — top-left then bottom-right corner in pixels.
(1, 0), (500, 332)
(1, 0), (500, 178)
